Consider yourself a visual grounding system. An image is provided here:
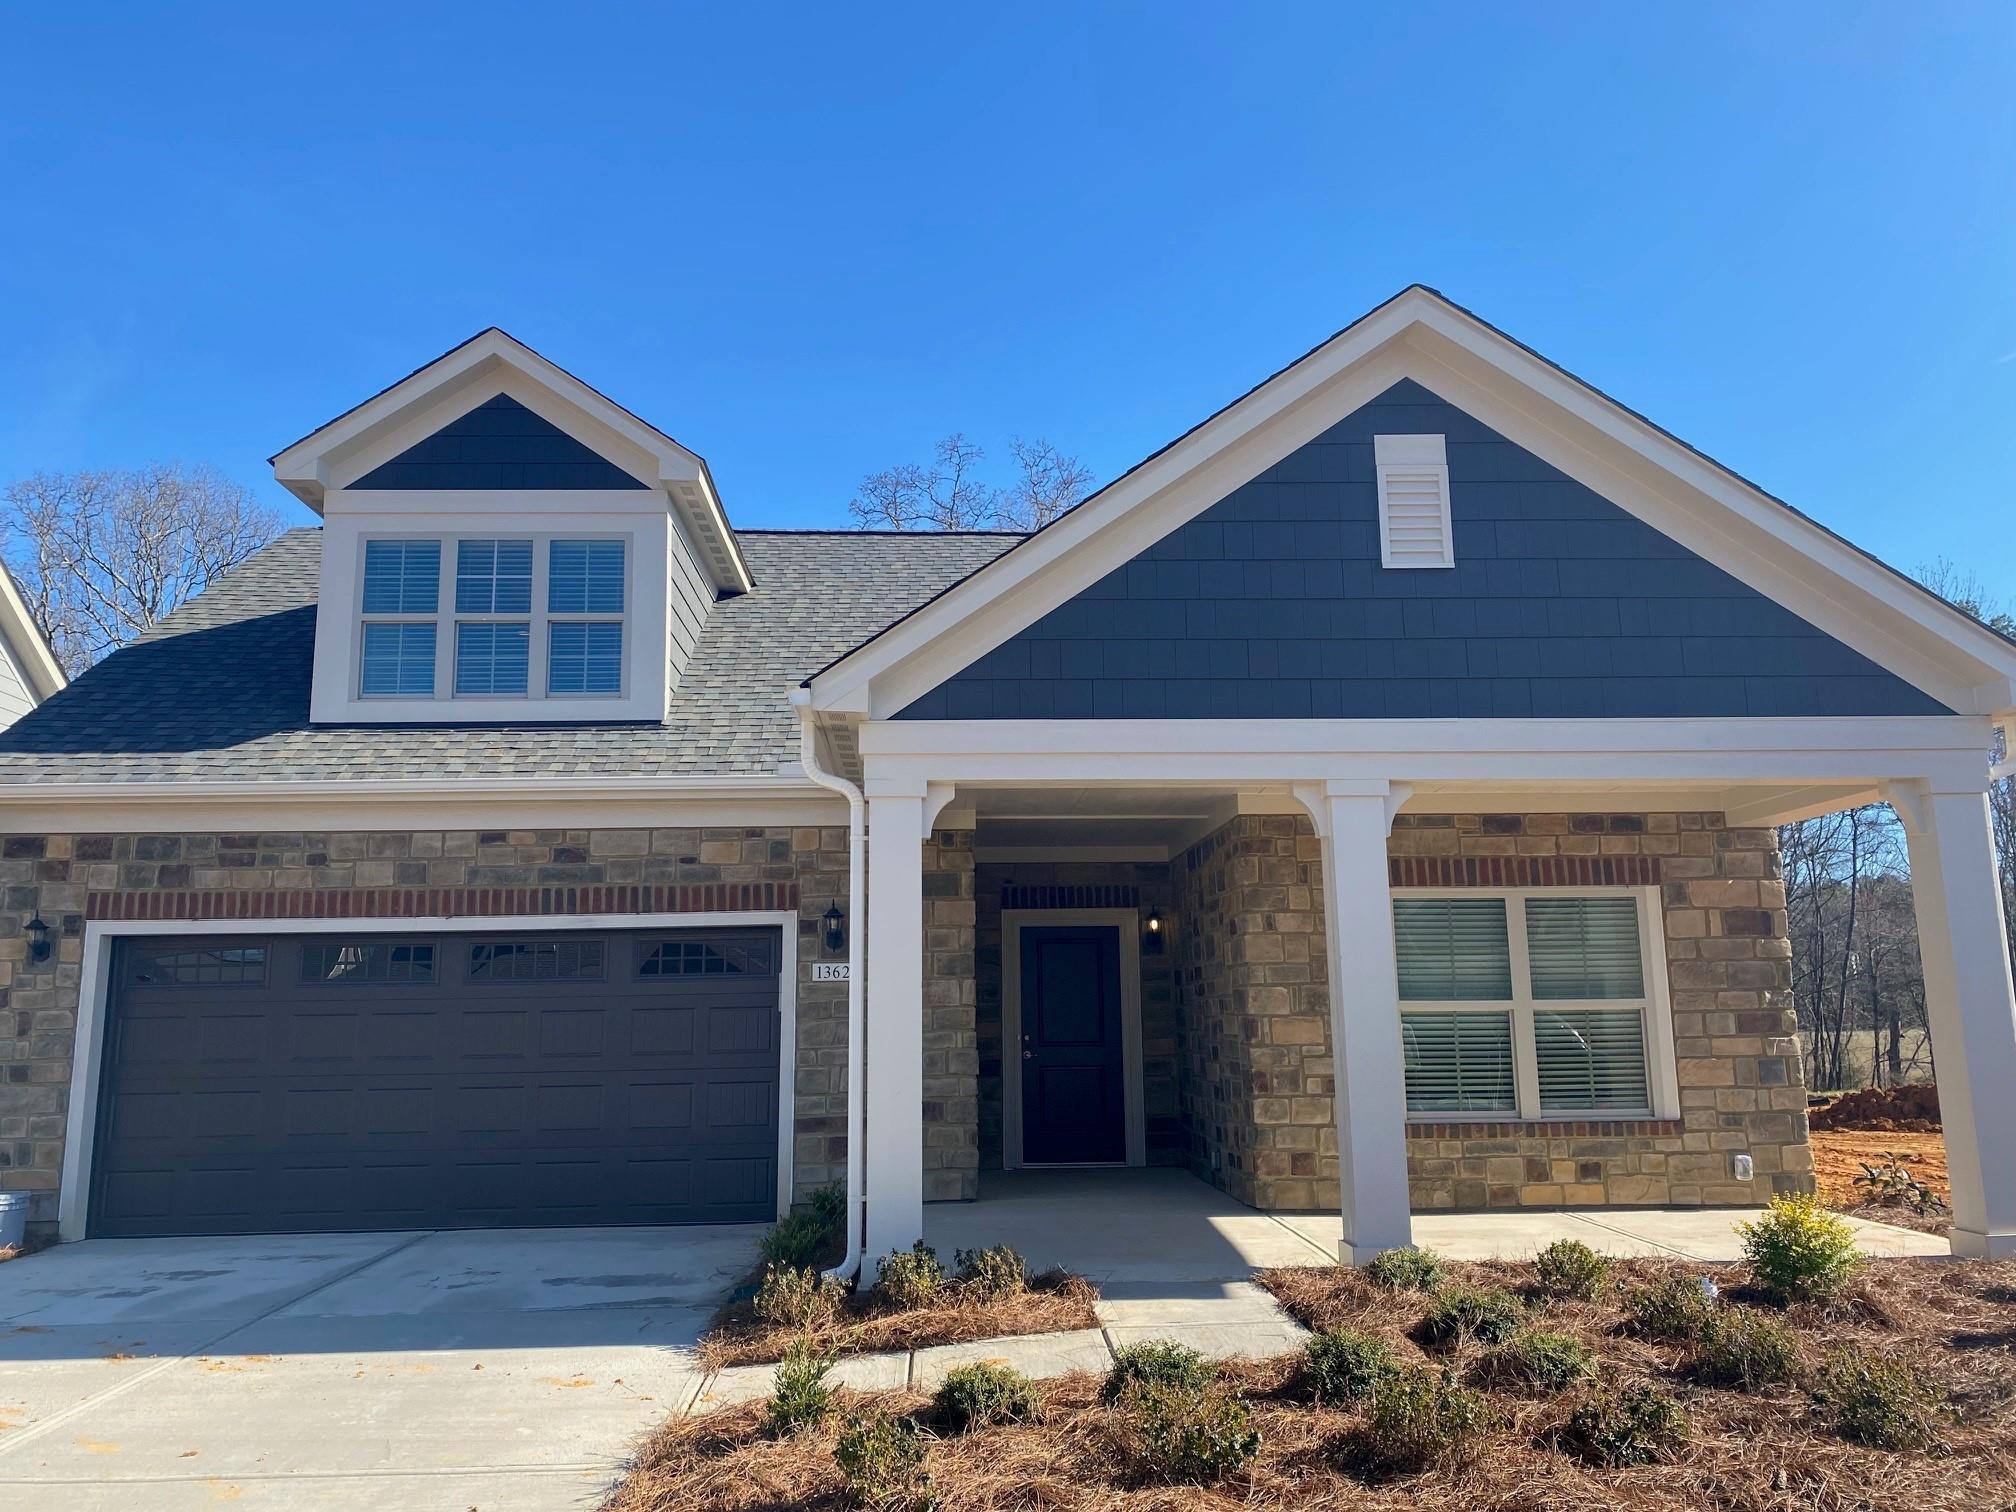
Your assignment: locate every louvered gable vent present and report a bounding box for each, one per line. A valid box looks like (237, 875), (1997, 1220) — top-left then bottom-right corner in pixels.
(1374, 433), (1453, 569)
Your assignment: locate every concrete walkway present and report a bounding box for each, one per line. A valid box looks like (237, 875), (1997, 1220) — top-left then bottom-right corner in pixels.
(0, 1224), (761, 1511)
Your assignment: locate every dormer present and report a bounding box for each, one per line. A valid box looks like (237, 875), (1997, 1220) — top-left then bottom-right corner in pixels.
(272, 329), (750, 725)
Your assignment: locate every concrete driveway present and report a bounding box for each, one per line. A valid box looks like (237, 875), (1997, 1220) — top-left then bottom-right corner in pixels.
(0, 1224), (761, 1510)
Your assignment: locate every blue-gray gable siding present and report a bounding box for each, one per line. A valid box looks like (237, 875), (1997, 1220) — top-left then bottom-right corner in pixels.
(897, 380), (1949, 720)
(352, 394), (651, 490)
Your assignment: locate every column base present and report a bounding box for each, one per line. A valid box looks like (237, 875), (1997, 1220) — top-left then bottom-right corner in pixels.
(1946, 1227), (2016, 1260)
(1338, 1229), (1414, 1267)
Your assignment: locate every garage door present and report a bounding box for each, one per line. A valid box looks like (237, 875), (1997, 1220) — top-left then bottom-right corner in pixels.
(89, 927), (782, 1238)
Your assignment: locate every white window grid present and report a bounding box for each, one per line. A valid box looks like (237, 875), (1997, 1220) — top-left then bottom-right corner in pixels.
(355, 532), (630, 702)
(1396, 885), (1679, 1122)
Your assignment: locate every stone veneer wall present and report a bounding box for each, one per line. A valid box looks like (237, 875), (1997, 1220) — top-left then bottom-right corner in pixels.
(974, 860), (1183, 1172)
(1170, 811), (1813, 1211)
(0, 825), (853, 1227)
(921, 828), (979, 1201)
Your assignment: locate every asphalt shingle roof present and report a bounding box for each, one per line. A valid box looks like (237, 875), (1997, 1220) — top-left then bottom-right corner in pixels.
(0, 528), (1019, 784)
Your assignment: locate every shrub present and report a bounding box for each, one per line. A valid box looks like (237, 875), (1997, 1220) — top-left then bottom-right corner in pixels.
(954, 1245), (1027, 1302)
(753, 1263), (846, 1330)
(1623, 1275), (1721, 1344)
(1692, 1308), (1801, 1391)
(1302, 1327), (1396, 1404)
(1811, 1352), (1949, 1451)
(1533, 1238), (1612, 1301)
(934, 1362), (1039, 1432)
(1124, 1381), (1261, 1486)
(1363, 1367), (1494, 1472)
(834, 1412), (934, 1509)
(766, 1337), (835, 1436)
(1366, 1246), (1445, 1292)
(1739, 1194), (1864, 1304)
(1851, 1153), (1947, 1215)
(760, 1211), (833, 1270)
(1474, 1329), (1593, 1392)
(808, 1181), (847, 1229)
(1101, 1339), (1212, 1403)
(1420, 1284), (1524, 1348)
(874, 1242), (947, 1309)
(1563, 1384), (1690, 1467)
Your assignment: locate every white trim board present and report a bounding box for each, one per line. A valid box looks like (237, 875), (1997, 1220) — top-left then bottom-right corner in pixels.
(1000, 909), (1147, 1170)
(807, 287), (2016, 722)
(57, 909), (799, 1242)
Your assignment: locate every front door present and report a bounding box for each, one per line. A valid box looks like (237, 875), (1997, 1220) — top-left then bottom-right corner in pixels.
(1018, 925), (1126, 1164)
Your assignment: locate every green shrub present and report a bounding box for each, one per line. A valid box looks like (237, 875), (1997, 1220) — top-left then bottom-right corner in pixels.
(759, 1184), (847, 1271)
(753, 1263), (846, 1330)
(1532, 1238), (1612, 1301)
(834, 1412), (933, 1509)
(1123, 1381), (1261, 1486)
(1563, 1384), (1690, 1467)
(808, 1181), (847, 1229)
(1362, 1367), (1494, 1472)
(1622, 1275), (1721, 1344)
(933, 1362), (1039, 1432)
(1692, 1308), (1801, 1391)
(953, 1245), (1027, 1302)
(1474, 1329), (1594, 1392)
(1419, 1284), (1524, 1348)
(874, 1242), (947, 1309)
(766, 1337), (835, 1436)
(1366, 1245), (1445, 1292)
(1101, 1339), (1213, 1404)
(1302, 1327), (1396, 1404)
(1810, 1352), (1948, 1451)
(1738, 1194), (1864, 1304)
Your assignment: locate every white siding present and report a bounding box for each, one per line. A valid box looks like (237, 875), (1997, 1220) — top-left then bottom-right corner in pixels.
(667, 510), (715, 697)
(0, 634), (36, 730)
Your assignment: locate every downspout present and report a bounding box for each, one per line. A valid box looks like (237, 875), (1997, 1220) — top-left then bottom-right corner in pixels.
(794, 693), (867, 1284)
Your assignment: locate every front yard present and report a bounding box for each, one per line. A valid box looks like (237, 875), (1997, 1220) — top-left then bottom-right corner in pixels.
(616, 1201), (2016, 1511)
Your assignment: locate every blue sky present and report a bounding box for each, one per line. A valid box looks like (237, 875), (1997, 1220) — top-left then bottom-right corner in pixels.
(2, 3), (2012, 590)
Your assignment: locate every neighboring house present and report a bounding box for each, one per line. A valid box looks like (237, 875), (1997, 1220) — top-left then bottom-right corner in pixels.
(1, 289), (2013, 1270)
(0, 559), (66, 729)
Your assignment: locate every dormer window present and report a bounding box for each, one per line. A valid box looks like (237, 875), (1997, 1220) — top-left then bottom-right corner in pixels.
(353, 533), (629, 704)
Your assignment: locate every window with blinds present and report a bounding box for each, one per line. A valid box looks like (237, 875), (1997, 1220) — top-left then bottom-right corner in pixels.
(1392, 890), (1661, 1120)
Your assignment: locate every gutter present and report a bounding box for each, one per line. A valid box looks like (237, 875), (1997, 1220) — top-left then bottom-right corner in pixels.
(793, 693), (866, 1285)
(0, 774), (824, 805)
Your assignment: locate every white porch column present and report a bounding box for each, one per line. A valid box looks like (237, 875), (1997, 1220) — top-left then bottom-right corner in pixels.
(863, 786), (928, 1267)
(1888, 780), (2016, 1258)
(1295, 779), (1414, 1264)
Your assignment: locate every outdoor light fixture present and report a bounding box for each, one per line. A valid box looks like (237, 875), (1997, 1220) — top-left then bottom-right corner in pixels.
(822, 901), (846, 954)
(26, 915), (50, 964)
(1142, 906), (1165, 956)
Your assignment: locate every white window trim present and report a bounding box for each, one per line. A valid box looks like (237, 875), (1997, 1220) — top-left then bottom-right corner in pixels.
(1396, 885), (1679, 1122)
(57, 909), (799, 1241)
(354, 530), (634, 706)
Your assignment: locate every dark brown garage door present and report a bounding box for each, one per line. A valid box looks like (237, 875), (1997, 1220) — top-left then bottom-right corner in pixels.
(89, 927), (782, 1238)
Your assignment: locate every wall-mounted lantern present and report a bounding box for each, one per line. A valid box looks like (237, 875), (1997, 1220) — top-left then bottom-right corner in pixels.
(822, 901), (846, 955)
(1142, 906), (1165, 956)
(26, 915), (51, 964)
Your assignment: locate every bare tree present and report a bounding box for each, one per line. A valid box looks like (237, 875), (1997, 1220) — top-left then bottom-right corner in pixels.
(2, 464), (283, 673)
(847, 434), (1092, 531)
(998, 438), (1095, 531)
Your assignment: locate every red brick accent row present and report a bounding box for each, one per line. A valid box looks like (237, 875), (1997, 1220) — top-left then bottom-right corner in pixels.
(1408, 1119), (1683, 1139)
(85, 882), (799, 922)
(1388, 855), (1662, 889)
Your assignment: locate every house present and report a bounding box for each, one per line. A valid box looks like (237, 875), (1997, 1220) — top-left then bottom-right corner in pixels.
(1, 288), (2012, 1272)
(0, 559), (66, 730)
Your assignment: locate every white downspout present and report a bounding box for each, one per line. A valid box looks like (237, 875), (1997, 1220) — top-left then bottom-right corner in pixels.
(794, 693), (867, 1284)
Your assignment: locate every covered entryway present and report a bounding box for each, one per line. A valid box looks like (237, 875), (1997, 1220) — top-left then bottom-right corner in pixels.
(88, 926), (782, 1238)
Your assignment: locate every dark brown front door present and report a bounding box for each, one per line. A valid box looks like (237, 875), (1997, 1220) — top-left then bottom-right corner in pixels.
(1018, 925), (1126, 1164)
(89, 927), (781, 1237)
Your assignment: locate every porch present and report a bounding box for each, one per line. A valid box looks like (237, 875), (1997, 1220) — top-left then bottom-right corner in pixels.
(854, 720), (2016, 1267)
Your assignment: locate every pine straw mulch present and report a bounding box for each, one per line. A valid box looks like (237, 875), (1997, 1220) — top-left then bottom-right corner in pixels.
(616, 1255), (2016, 1511)
(698, 1269), (1101, 1371)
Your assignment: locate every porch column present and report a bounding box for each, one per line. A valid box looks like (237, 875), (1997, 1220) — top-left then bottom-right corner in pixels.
(863, 786), (927, 1267)
(1297, 779), (1414, 1263)
(1889, 780), (2016, 1258)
